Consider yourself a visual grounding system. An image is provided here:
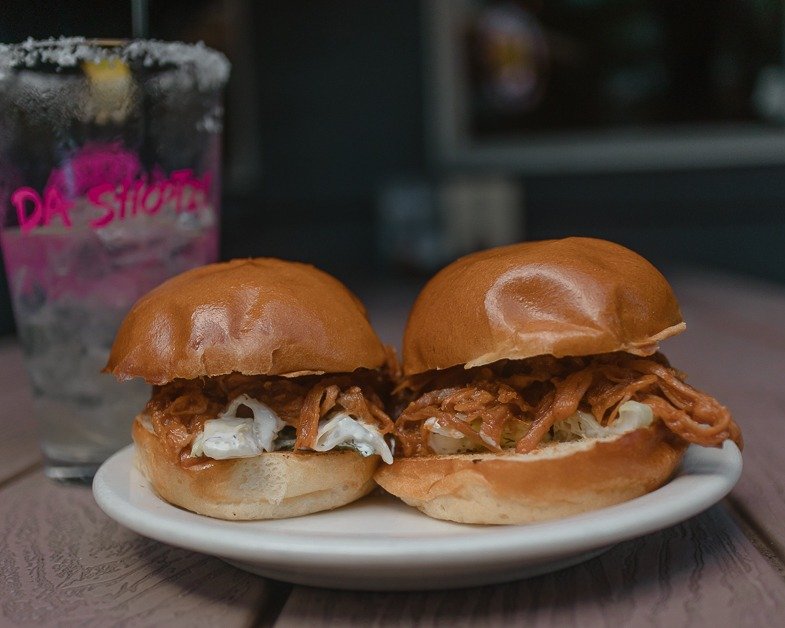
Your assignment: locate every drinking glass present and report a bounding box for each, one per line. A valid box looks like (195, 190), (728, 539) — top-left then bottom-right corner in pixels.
(0, 38), (229, 479)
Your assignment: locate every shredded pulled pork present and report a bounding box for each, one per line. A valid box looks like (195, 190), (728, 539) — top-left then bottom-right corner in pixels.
(145, 371), (393, 466)
(394, 353), (742, 456)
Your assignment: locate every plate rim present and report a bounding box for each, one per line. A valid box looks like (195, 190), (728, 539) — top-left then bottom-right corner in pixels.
(93, 442), (742, 567)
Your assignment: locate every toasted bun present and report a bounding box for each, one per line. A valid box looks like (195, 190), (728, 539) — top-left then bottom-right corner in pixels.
(375, 425), (687, 524)
(403, 237), (685, 375)
(106, 258), (387, 384)
(133, 418), (378, 520)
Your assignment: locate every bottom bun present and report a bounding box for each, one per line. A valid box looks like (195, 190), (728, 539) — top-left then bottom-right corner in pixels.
(133, 417), (379, 520)
(374, 424), (687, 524)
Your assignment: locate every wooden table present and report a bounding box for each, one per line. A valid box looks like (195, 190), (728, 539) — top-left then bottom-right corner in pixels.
(2, 271), (785, 627)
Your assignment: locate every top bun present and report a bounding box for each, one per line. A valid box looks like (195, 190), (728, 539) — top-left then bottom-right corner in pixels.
(105, 258), (388, 384)
(403, 237), (684, 376)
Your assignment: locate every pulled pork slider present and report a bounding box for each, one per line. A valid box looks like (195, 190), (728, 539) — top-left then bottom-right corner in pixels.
(105, 259), (395, 520)
(375, 237), (742, 524)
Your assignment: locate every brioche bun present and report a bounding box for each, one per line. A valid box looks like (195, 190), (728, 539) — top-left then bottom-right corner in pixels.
(402, 237), (685, 375)
(109, 258), (389, 520)
(134, 419), (378, 520)
(385, 238), (691, 524)
(105, 258), (388, 385)
(375, 424), (687, 524)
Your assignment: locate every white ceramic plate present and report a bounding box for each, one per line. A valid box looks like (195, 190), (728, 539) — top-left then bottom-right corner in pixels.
(93, 442), (742, 590)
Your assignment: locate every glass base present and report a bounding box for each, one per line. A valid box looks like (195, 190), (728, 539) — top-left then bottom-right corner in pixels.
(44, 459), (101, 483)
(41, 440), (128, 483)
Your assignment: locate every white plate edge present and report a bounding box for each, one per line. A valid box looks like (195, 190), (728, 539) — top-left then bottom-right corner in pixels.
(92, 442), (742, 567)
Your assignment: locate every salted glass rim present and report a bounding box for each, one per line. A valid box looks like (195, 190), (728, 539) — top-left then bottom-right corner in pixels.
(0, 37), (230, 90)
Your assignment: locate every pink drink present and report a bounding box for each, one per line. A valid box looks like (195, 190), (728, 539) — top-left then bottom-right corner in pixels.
(0, 39), (229, 478)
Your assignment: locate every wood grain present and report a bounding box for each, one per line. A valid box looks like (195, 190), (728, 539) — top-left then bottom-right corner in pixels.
(665, 273), (785, 555)
(0, 342), (41, 483)
(359, 281), (421, 350)
(0, 471), (269, 628)
(275, 506), (785, 627)
(276, 271), (785, 626)
(0, 270), (783, 628)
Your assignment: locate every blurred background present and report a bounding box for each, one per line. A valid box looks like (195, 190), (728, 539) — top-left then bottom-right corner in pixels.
(2, 0), (785, 337)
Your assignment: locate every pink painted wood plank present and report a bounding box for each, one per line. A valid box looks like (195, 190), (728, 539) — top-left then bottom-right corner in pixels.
(359, 281), (422, 351)
(276, 506), (785, 627)
(365, 270), (785, 553)
(663, 272), (785, 552)
(673, 271), (785, 343)
(0, 342), (41, 482)
(277, 271), (785, 626)
(0, 471), (270, 627)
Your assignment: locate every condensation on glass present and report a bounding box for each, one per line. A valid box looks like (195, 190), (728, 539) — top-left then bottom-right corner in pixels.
(0, 38), (230, 479)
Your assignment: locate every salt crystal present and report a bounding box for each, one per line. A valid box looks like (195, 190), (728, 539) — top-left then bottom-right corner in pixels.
(0, 37), (229, 91)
